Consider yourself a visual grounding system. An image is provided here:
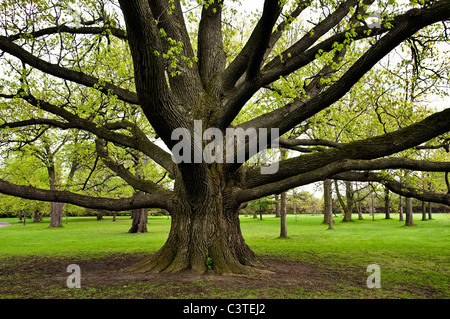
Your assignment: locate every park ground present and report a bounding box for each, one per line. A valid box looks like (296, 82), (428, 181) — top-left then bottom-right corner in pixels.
(0, 213), (448, 299)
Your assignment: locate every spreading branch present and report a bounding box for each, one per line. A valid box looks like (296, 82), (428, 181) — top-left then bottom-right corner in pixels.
(1, 94), (175, 174)
(148, 0), (204, 108)
(0, 178), (173, 211)
(237, 2), (450, 133)
(332, 171), (450, 206)
(197, 0), (226, 86)
(237, 157), (450, 204)
(95, 139), (171, 195)
(245, 107), (450, 188)
(0, 36), (139, 104)
(245, 0), (284, 79)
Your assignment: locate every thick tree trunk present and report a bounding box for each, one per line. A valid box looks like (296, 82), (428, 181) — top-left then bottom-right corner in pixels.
(126, 171), (266, 275)
(279, 191), (288, 238)
(129, 208), (148, 233)
(49, 202), (64, 228)
(405, 197), (414, 226)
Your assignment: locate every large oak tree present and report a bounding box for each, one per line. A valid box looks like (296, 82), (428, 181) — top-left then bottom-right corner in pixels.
(0, 0), (449, 274)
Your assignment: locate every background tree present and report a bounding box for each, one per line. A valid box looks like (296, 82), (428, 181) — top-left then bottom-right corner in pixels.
(280, 191), (288, 238)
(405, 196), (415, 226)
(323, 179), (334, 229)
(0, 0), (449, 274)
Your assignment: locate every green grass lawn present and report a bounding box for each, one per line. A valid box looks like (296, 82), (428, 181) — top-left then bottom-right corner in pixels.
(0, 215), (171, 258)
(0, 213), (449, 298)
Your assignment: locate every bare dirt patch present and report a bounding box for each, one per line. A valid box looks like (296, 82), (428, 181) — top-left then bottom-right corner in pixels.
(0, 253), (437, 299)
(0, 254), (361, 299)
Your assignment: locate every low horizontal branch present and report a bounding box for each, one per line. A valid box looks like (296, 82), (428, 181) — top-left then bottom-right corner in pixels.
(0, 179), (173, 211)
(332, 171), (450, 206)
(237, 157), (450, 203)
(245, 107), (450, 188)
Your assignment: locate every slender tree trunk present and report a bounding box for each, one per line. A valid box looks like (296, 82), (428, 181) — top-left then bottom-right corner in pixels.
(334, 180), (345, 220)
(399, 195), (404, 221)
(427, 202), (432, 220)
(323, 179), (334, 229)
(293, 196), (297, 221)
(344, 181), (354, 221)
(384, 187), (391, 219)
(357, 201), (363, 220)
(280, 191), (288, 238)
(274, 194), (280, 217)
(129, 208), (148, 233)
(371, 193), (375, 221)
(427, 182), (433, 220)
(421, 201), (427, 221)
(405, 197), (414, 226)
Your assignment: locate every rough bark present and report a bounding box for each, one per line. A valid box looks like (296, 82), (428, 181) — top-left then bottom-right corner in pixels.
(0, 0), (449, 277)
(197, 0), (226, 87)
(124, 164), (268, 275)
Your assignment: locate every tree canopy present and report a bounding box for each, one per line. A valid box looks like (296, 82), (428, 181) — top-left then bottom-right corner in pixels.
(0, 0), (449, 274)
